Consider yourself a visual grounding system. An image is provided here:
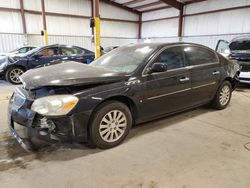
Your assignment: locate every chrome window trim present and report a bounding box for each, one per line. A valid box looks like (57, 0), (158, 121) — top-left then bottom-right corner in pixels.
(184, 45), (220, 67)
(146, 81), (217, 101)
(192, 82), (217, 89)
(147, 88), (191, 100)
(142, 43), (220, 77)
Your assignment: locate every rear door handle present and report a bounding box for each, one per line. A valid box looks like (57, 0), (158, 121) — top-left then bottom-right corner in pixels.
(179, 77), (190, 82)
(212, 71), (220, 75)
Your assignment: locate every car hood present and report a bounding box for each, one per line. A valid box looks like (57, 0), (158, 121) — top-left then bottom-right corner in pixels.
(20, 61), (128, 89)
(0, 52), (11, 56)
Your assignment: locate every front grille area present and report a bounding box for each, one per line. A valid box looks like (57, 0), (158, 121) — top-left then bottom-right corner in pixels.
(239, 77), (250, 81)
(241, 64), (250, 72)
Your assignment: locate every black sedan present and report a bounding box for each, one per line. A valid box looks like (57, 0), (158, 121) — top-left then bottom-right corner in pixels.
(8, 43), (240, 151)
(0, 44), (94, 84)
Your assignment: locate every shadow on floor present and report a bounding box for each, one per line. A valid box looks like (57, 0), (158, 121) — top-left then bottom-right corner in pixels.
(0, 106), (214, 171)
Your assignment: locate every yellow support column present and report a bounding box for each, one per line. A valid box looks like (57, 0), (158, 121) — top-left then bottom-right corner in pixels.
(94, 17), (101, 58)
(41, 0), (48, 45)
(43, 29), (48, 45)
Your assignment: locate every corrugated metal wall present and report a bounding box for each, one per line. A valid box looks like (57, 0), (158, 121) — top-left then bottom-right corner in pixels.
(0, 0), (139, 52)
(1, 0), (250, 52)
(141, 0), (250, 49)
(27, 34), (138, 51)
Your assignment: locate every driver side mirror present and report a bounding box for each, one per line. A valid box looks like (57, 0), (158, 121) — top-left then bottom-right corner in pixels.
(147, 63), (168, 74)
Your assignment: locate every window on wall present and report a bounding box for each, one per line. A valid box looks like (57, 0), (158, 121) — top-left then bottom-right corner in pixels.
(184, 46), (218, 66)
(153, 47), (185, 70)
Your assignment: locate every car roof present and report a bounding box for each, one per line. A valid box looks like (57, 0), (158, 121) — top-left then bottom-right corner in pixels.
(124, 42), (212, 50)
(231, 35), (250, 42)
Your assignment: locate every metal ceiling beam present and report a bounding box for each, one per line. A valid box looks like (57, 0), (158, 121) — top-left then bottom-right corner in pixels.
(133, 1), (164, 10)
(101, 0), (140, 14)
(123, 0), (145, 6)
(185, 0), (207, 5)
(160, 0), (183, 10)
(141, 5), (171, 13)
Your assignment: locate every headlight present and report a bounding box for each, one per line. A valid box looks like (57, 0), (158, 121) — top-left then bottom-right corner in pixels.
(31, 95), (79, 116)
(0, 60), (7, 69)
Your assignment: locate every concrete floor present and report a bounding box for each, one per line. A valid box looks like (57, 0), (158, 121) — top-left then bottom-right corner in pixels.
(0, 79), (250, 188)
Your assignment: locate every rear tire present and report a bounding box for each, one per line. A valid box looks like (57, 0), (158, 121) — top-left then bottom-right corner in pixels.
(212, 81), (232, 110)
(5, 66), (25, 84)
(89, 100), (132, 149)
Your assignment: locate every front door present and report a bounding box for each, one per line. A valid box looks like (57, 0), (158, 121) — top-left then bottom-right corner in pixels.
(137, 46), (192, 121)
(28, 47), (61, 68)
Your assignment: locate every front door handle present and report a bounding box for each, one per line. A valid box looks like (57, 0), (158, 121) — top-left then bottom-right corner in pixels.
(212, 71), (220, 75)
(179, 77), (190, 83)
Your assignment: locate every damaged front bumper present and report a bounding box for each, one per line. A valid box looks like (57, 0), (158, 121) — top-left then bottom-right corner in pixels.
(8, 117), (33, 152)
(8, 87), (90, 151)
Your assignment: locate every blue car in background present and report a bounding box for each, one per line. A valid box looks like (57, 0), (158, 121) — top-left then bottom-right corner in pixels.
(0, 44), (95, 84)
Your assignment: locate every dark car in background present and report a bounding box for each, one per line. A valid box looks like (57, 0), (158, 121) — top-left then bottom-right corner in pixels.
(0, 46), (37, 57)
(0, 44), (95, 84)
(8, 43), (240, 151)
(216, 35), (250, 83)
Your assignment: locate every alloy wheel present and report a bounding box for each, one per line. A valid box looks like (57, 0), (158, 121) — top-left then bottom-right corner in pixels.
(99, 110), (127, 143)
(219, 85), (230, 106)
(9, 68), (24, 84)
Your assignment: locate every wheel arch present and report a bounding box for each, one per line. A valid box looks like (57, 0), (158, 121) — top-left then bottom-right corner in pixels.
(85, 95), (138, 145)
(98, 95), (138, 124)
(88, 95), (138, 130)
(6, 64), (27, 72)
(223, 73), (239, 90)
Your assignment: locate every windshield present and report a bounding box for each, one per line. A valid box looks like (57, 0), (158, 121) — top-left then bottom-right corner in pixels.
(90, 44), (157, 73)
(24, 47), (40, 56)
(230, 39), (250, 51)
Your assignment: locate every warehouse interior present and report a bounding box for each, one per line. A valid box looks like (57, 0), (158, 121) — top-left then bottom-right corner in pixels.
(0, 0), (250, 188)
(0, 0), (249, 51)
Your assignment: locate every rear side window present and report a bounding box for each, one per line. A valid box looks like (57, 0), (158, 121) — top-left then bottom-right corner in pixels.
(184, 46), (218, 66)
(154, 47), (185, 70)
(61, 47), (84, 56)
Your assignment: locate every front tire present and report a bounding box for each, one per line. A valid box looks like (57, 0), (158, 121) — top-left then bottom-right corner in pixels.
(212, 81), (232, 110)
(5, 66), (25, 84)
(89, 101), (132, 149)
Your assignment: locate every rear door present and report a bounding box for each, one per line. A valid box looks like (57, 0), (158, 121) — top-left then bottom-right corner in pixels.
(137, 46), (192, 120)
(184, 45), (221, 105)
(60, 47), (94, 64)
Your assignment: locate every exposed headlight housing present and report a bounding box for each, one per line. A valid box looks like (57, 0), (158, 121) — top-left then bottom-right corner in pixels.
(31, 95), (79, 116)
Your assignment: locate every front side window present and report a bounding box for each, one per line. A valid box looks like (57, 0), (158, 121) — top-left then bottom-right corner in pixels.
(38, 47), (59, 57)
(184, 46), (217, 66)
(153, 47), (185, 70)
